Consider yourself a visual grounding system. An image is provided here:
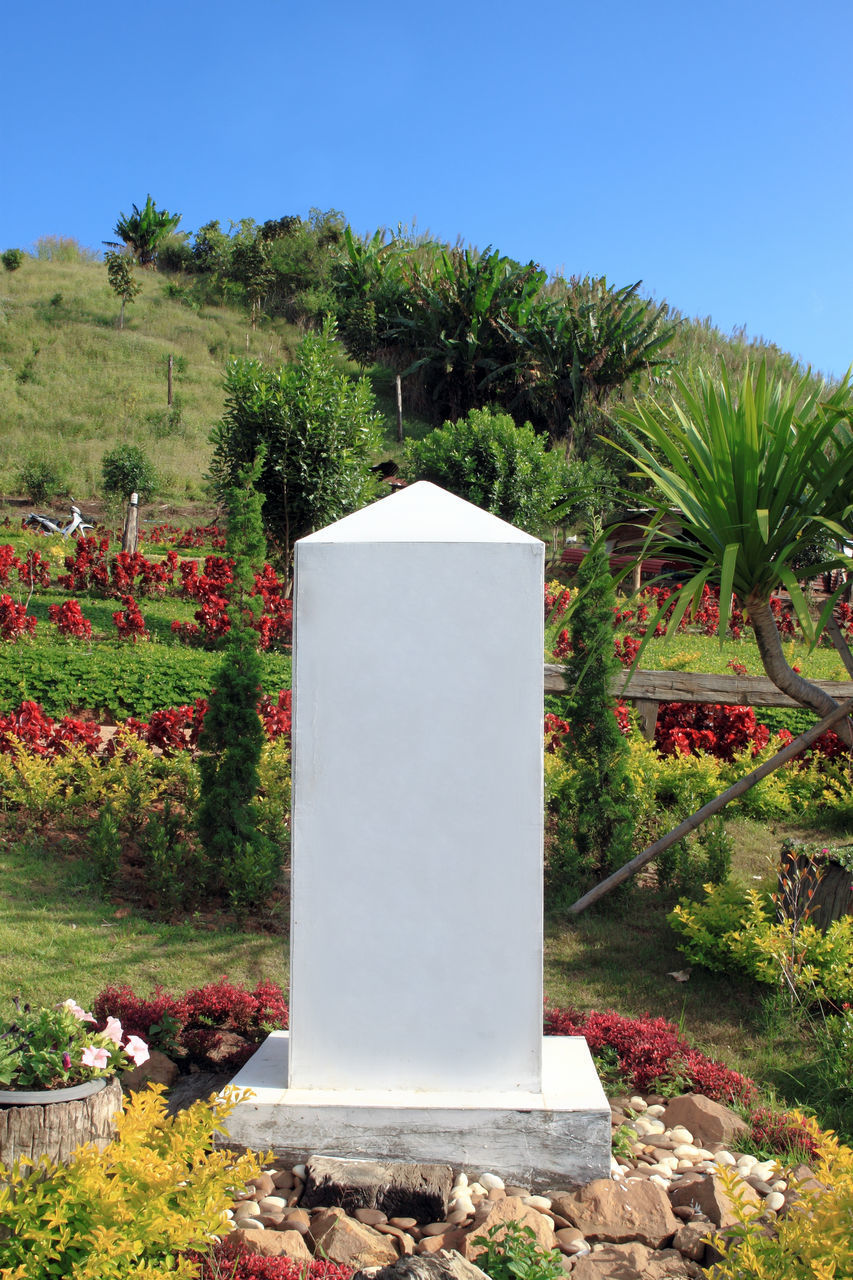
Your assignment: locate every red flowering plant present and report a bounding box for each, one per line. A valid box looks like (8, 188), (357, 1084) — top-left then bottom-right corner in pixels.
(0, 701), (101, 758)
(48, 597), (92, 638)
(194, 1245), (352, 1280)
(112, 594), (149, 640)
(655, 702), (770, 761)
(0, 594), (36, 641)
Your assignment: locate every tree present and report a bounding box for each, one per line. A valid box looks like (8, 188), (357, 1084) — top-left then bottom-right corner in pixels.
(101, 445), (157, 502)
(196, 456), (278, 913)
(404, 406), (569, 534)
(104, 251), (141, 328)
(615, 360), (853, 737)
(209, 320), (383, 573)
(109, 195), (181, 267)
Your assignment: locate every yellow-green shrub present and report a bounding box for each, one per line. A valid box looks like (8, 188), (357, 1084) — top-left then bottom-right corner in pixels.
(0, 1084), (265, 1279)
(711, 1116), (853, 1279)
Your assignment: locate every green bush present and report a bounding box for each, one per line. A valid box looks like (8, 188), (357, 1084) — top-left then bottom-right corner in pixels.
(404, 406), (569, 534)
(1, 248), (24, 272)
(101, 444), (158, 502)
(16, 454), (68, 502)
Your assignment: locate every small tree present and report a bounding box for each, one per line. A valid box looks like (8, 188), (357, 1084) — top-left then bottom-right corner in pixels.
(209, 319), (383, 573)
(404, 407), (569, 534)
(196, 456), (279, 913)
(548, 531), (635, 907)
(104, 251), (141, 328)
(1, 249), (24, 272)
(101, 445), (158, 503)
(108, 195), (181, 267)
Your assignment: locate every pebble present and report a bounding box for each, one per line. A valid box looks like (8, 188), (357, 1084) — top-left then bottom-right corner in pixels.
(479, 1172), (505, 1191)
(258, 1196), (287, 1212)
(714, 1151), (737, 1167)
(764, 1191), (786, 1213)
(522, 1194), (552, 1211)
(645, 1104), (666, 1117)
(629, 1095), (648, 1112)
(669, 1126), (694, 1145)
(353, 1208), (387, 1226)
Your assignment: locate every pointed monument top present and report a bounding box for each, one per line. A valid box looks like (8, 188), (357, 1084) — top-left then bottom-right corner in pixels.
(300, 481), (542, 546)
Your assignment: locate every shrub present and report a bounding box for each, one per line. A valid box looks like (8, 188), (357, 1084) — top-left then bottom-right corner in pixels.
(16, 454), (68, 502)
(0, 1084), (264, 1278)
(471, 1221), (565, 1280)
(1, 248), (24, 271)
(101, 444), (158, 502)
(404, 406), (569, 533)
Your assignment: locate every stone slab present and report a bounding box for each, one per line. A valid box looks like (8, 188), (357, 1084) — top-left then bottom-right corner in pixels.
(301, 1156), (453, 1219)
(220, 1031), (610, 1189)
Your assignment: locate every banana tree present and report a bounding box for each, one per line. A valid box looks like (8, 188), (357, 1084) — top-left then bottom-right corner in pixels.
(109, 195), (181, 267)
(614, 360), (853, 737)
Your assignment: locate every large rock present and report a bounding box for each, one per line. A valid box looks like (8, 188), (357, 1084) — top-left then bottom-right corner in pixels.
(302, 1157), (453, 1220)
(122, 1049), (179, 1091)
(571, 1242), (651, 1279)
(660, 1095), (749, 1148)
(351, 1253), (491, 1280)
(551, 1179), (679, 1249)
(463, 1196), (556, 1263)
(311, 1206), (400, 1268)
(668, 1172), (760, 1229)
(229, 1228), (313, 1260)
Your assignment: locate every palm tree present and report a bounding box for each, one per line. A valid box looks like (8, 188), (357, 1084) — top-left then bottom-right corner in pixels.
(108, 195), (181, 267)
(614, 360), (853, 737)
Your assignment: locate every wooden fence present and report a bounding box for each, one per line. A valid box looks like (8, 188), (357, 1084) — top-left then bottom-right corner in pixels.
(543, 665), (853, 738)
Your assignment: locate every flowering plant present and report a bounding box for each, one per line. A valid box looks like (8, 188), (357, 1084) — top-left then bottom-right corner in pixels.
(0, 997), (149, 1091)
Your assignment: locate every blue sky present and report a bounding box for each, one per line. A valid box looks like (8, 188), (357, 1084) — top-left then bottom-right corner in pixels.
(4, 0), (851, 377)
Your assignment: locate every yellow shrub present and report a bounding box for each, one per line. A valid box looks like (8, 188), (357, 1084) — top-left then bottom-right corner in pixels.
(0, 1084), (266, 1279)
(711, 1117), (853, 1279)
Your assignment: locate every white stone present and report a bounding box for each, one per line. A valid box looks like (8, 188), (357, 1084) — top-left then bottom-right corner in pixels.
(480, 1173), (505, 1191)
(737, 1155), (758, 1172)
(258, 1196), (287, 1211)
(646, 1164), (673, 1179)
(752, 1160), (780, 1181)
(291, 1164), (307, 1179)
(649, 1174), (670, 1189)
(629, 1096), (648, 1112)
(770, 1179), (787, 1192)
(764, 1191), (786, 1212)
(668, 1126), (694, 1145)
(523, 1195), (552, 1211)
(672, 1143), (701, 1159)
(715, 1151), (736, 1167)
(236, 1202), (261, 1219)
(644, 1118), (666, 1134)
(454, 1172), (469, 1188)
(645, 1104), (666, 1117)
(676, 1159), (695, 1171)
(659, 1156), (679, 1170)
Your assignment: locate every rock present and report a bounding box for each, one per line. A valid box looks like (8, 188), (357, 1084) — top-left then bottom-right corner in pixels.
(669, 1173), (760, 1229)
(389, 1217), (419, 1231)
(643, 1246), (705, 1277)
(302, 1158), (453, 1221)
(571, 1241), (652, 1278)
(258, 1195), (288, 1212)
(282, 1209), (311, 1234)
(554, 1227), (586, 1254)
(350, 1251), (492, 1280)
(416, 1229), (469, 1255)
(122, 1048), (179, 1091)
(355, 1208), (389, 1227)
(552, 1179), (679, 1249)
(479, 1173), (505, 1191)
(660, 1096), (749, 1148)
(764, 1191), (785, 1213)
(272, 1169), (296, 1191)
(672, 1221), (709, 1261)
(311, 1207), (400, 1268)
(247, 1172), (277, 1197)
(230, 1228), (313, 1260)
(463, 1196), (556, 1263)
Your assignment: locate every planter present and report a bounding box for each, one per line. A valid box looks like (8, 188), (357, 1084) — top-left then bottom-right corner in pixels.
(0, 1076), (122, 1170)
(0, 1076), (107, 1106)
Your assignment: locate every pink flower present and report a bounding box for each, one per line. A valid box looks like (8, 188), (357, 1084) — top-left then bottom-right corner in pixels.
(81, 1045), (110, 1069)
(62, 1052), (72, 1071)
(61, 998), (95, 1023)
(123, 1035), (150, 1066)
(102, 1016), (123, 1045)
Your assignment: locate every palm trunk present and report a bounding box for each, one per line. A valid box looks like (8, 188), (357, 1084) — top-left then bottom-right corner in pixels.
(748, 595), (853, 746)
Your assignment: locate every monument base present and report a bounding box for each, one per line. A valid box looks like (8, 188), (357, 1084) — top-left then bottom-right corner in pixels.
(219, 1033), (610, 1189)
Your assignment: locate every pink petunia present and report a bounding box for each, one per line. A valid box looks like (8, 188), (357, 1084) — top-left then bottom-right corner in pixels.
(61, 998), (96, 1023)
(81, 1045), (110, 1069)
(123, 1035), (150, 1066)
(102, 1016), (123, 1045)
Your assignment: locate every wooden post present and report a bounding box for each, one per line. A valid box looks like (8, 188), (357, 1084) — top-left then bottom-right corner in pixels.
(167, 353), (173, 406)
(396, 375), (404, 444)
(634, 698), (659, 740)
(121, 492), (139, 554)
(566, 697), (853, 915)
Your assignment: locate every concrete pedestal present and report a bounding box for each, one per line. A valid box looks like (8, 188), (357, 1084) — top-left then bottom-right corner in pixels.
(222, 1031), (611, 1188)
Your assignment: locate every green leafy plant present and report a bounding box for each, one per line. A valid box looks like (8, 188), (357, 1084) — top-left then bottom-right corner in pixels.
(0, 996), (148, 1090)
(16, 454), (68, 503)
(1, 248), (24, 272)
(105, 250), (142, 328)
(471, 1221), (565, 1280)
(404, 406), (569, 533)
(101, 444), (158, 503)
(0, 1084), (264, 1278)
(109, 194), (182, 267)
(88, 804), (122, 889)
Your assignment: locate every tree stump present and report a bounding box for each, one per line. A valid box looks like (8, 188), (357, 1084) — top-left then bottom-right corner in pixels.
(0, 1077), (122, 1170)
(777, 850), (853, 931)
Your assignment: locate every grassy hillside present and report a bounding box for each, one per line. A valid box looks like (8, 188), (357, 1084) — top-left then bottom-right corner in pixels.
(0, 256), (306, 502)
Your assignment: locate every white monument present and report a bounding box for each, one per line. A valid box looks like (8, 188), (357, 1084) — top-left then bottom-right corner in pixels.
(225, 482), (609, 1185)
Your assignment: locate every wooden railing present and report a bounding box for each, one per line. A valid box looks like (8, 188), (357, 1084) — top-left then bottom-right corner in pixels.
(544, 665), (853, 738)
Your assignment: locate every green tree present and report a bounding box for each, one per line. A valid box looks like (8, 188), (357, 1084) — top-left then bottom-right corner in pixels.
(1, 248), (24, 272)
(104, 251), (141, 328)
(101, 445), (157, 502)
(196, 456), (279, 913)
(615, 360), (853, 736)
(109, 195), (181, 267)
(549, 532), (635, 906)
(209, 319), (382, 571)
(404, 406), (569, 533)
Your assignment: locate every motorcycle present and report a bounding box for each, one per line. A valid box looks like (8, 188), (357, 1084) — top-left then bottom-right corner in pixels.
(24, 504), (95, 538)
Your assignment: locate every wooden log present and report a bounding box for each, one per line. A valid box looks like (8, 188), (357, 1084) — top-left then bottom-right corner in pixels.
(778, 850), (853, 932)
(121, 491), (139, 555)
(542, 663), (853, 710)
(566, 698), (853, 915)
(0, 1077), (122, 1170)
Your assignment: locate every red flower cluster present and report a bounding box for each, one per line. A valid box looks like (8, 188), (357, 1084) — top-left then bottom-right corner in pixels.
(48, 597), (92, 638)
(544, 712), (571, 754)
(545, 583), (572, 618)
(124, 700), (208, 753)
(749, 1106), (819, 1159)
(112, 594), (149, 641)
(142, 522), (226, 550)
(0, 701), (101, 757)
(0, 594), (36, 641)
(251, 564), (293, 650)
(614, 634), (642, 668)
(196, 1246), (352, 1280)
(17, 548), (51, 588)
(544, 1004), (757, 1105)
(655, 702), (771, 761)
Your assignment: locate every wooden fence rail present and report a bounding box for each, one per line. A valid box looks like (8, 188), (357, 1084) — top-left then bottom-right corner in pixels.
(543, 665), (853, 738)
